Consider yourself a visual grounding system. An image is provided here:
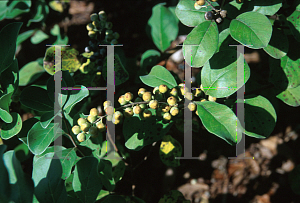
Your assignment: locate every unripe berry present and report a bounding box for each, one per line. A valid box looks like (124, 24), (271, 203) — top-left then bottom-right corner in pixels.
(201, 99), (207, 102)
(133, 105), (142, 114)
(81, 123), (91, 132)
(111, 39), (118, 45)
(72, 125), (81, 135)
(90, 13), (99, 21)
(112, 117), (121, 125)
(161, 103), (171, 112)
(96, 121), (106, 132)
(154, 93), (163, 101)
(88, 31), (96, 38)
(105, 29), (113, 35)
(143, 109), (152, 118)
(77, 118), (88, 126)
(208, 96), (217, 102)
(138, 88), (146, 97)
(89, 126), (98, 138)
(118, 95), (127, 105)
(170, 107), (179, 116)
(113, 32), (120, 39)
(142, 92), (152, 102)
(167, 96), (177, 106)
(185, 92), (194, 100)
(180, 86), (187, 96)
(105, 106), (114, 115)
(149, 100), (158, 109)
(196, 0), (205, 6)
(134, 97), (142, 103)
(188, 102), (197, 111)
(196, 110), (199, 116)
(178, 83), (185, 88)
(194, 2), (202, 10)
(103, 100), (112, 110)
(220, 10), (227, 18)
(87, 115), (97, 123)
(113, 111), (123, 120)
(163, 112), (172, 121)
(124, 92), (133, 102)
(90, 108), (99, 117)
(98, 11), (107, 21)
(92, 20), (101, 29)
(77, 132), (86, 142)
(106, 114), (113, 121)
(169, 88), (178, 97)
(124, 107), (134, 117)
(193, 88), (201, 97)
(153, 86), (159, 94)
(86, 23), (94, 31)
(105, 34), (114, 42)
(105, 22), (113, 29)
(159, 85), (168, 93)
(139, 103), (146, 110)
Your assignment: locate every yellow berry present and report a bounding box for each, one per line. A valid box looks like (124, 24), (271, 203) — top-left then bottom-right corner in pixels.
(201, 99), (207, 102)
(72, 125), (81, 135)
(169, 88), (178, 97)
(196, 110), (199, 116)
(77, 132), (86, 142)
(90, 108), (99, 117)
(188, 102), (197, 111)
(133, 105), (142, 114)
(185, 92), (194, 100)
(103, 100), (112, 110)
(143, 109), (152, 118)
(161, 103), (171, 112)
(138, 88), (146, 97)
(87, 115), (97, 123)
(106, 115), (113, 121)
(170, 107), (179, 116)
(180, 86), (187, 96)
(196, 0), (205, 6)
(80, 123), (91, 132)
(178, 83), (185, 87)
(88, 31), (96, 38)
(149, 100), (158, 109)
(86, 23), (94, 31)
(163, 112), (172, 121)
(124, 92), (133, 102)
(153, 86), (159, 94)
(167, 96), (177, 106)
(96, 121), (106, 132)
(193, 88), (201, 97)
(113, 111), (123, 120)
(89, 126), (98, 138)
(124, 107), (134, 117)
(142, 92), (152, 102)
(118, 95), (127, 105)
(112, 117), (121, 125)
(159, 85), (168, 93)
(208, 96), (217, 102)
(77, 118), (87, 126)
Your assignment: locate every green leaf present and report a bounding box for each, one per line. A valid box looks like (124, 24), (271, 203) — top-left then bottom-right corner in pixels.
(43, 46), (81, 75)
(218, 28), (239, 52)
(158, 190), (190, 203)
(230, 11), (272, 49)
(112, 161), (126, 184)
(40, 110), (62, 129)
(195, 101), (243, 145)
(32, 153), (67, 203)
(243, 95), (277, 138)
(148, 3), (179, 52)
(0, 145), (11, 202)
(19, 59), (45, 86)
(123, 109), (174, 150)
(287, 4), (300, 42)
(80, 134), (103, 160)
(73, 157), (102, 203)
(14, 143), (31, 162)
(159, 135), (182, 167)
(277, 85), (300, 107)
(20, 86), (54, 112)
(99, 160), (115, 192)
(0, 112), (22, 139)
(0, 1), (9, 21)
(5, 1), (31, 19)
(139, 65), (177, 88)
(16, 29), (35, 46)
(102, 54), (129, 86)
(140, 49), (161, 69)
(0, 22), (22, 75)
(27, 0), (49, 26)
(183, 20), (219, 67)
(51, 24), (69, 45)
(280, 55), (300, 89)
(251, 0), (282, 16)
(3, 150), (34, 203)
(49, 1), (64, 12)
(263, 28), (288, 59)
(30, 30), (49, 44)
(27, 122), (62, 155)
(17, 117), (39, 145)
(175, 0), (219, 27)
(0, 108), (12, 123)
(0, 59), (19, 95)
(63, 85), (89, 114)
(0, 91), (14, 123)
(201, 50), (250, 98)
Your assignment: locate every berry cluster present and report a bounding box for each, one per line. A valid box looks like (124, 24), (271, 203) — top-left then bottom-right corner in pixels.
(194, 0), (227, 24)
(84, 11), (120, 73)
(71, 83), (217, 142)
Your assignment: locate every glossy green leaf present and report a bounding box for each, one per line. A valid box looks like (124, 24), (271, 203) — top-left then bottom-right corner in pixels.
(0, 112), (22, 139)
(27, 122), (62, 155)
(263, 28), (288, 59)
(230, 12), (272, 49)
(27, 0), (49, 26)
(243, 95), (277, 138)
(30, 30), (49, 44)
(158, 190), (190, 203)
(20, 86), (54, 112)
(14, 143), (31, 162)
(17, 117), (39, 145)
(16, 29), (35, 46)
(3, 150), (34, 203)
(175, 0), (219, 27)
(43, 46), (81, 75)
(159, 135), (182, 167)
(32, 153), (67, 203)
(287, 4), (300, 42)
(277, 85), (300, 107)
(0, 59), (19, 94)
(183, 21), (219, 67)
(251, 0), (282, 16)
(63, 85), (89, 114)
(40, 110), (61, 129)
(73, 157), (102, 203)
(195, 101), (243, 145)
(0, 90), (13, 123)
(5, 1), (31, 19)
(148, 3), (178, 52)
(80, 134), (103, 159)
(0, 1), (9, 20)
(102, 54), (129, 86)
(0, 145), (11, 202)
(19, 59), (45, 86)
(123, 108), (174, 150)
(201, 50), (250, 98)
(139, 65), (177, 88)
(0, 108), (12, 123)
(280, 55), (300, 89)
(0, 22), (22, 75)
